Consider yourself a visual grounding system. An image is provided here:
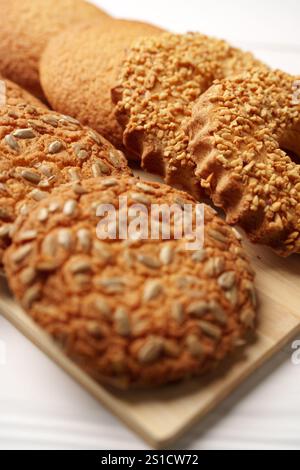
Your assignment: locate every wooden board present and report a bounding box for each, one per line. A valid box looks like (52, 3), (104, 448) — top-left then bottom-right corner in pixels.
(0, 238), (300, 448)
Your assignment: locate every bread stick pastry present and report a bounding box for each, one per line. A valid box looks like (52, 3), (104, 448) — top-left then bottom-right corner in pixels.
(0, 78), (47, 109)
(0, 103), (130, 263)
(188, 69), (300, 256)
(4, 176), (257, 389)
(0, 0), (110, 98)
(113, 33), (266, 195)
(40, 20), (164, 150)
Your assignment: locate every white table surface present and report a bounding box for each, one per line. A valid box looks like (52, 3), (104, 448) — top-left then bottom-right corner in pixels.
(1, 0), (300, 450)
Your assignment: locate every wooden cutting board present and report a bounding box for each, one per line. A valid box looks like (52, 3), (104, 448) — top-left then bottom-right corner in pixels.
(0, 171), (299, 448)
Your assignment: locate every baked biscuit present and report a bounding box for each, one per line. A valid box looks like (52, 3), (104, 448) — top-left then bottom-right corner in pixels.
(0, 78), (47, 109)
(188, 69), (300, 256)
(40, 20), (164, 150)
(0, 0), (110, 98)
(0, 103), (130, 263)
(4, 176), (257, 389)
(113, 33), (267, 195)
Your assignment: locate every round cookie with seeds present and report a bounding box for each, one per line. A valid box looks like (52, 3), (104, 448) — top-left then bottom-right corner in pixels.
(114, 33), (267, 195)
(0, 78), (48, 109)
(188, 69), (300, 256)
(0, 103), (131, 263)
(40, 20), (164, 150)
(4, 176), (257, 389)
(0, 0), (110, 99)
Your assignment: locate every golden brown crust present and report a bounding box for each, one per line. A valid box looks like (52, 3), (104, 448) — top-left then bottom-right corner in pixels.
(0, 77), (48, 109)
(40, 20), (164, 150)
(113, 33), (267, 197)
(0, 0), (110, 98)
(188, 69), (300, 256)
(4, 176), (257, 389)
(0, 103), (131, 262)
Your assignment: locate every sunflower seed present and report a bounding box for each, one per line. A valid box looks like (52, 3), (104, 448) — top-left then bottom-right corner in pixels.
(209, 301), (227, 325)
(137, 254), (160, 269)
(130, 192), (150, 205)
(68, 168), (80, 181)
(70, 259), (92, 274)
(12, 244), (32, 263)
(48, 140), (63, 154)
(22, 285), (40, 308)
(138, 337), (163, 364)
(208, 229), (228, 244)
(187, 301), (210, 317)
(88, 130), (102, 145)
(86, 321), (104, 338)
(143, 280), (162, 301)
(218, 272), (236, 290)
(74, 144), (88, 160)
(232, 227), (242, 240)
(114, 308), (131, 336)
(13, 128), (35, 139)
(0, 225), (11, 238)
(199, 321), (222, 340)
(243, 280), (257, 307)
(36, 260), (58, 272)
(108, 149), (123, 167)
(19, 204), (29, 216)
(5, 134), (19, 151)
(93, 298), (112, 317)
(30, 189), (48, 201)
(72, 182), (88, 195)
(58, 229), (72, 249)
(225, 287), (238, 306)
(38, 208), (49, 222)
(20, 267), (37, 285)
(97, 278), (125, 293)
(171, 302), (184, 324)
(60, 115), (80, 125)
(92, 160), (109, 176)
(41, 115), (59, 127)
(49, 201), (60, 212)
(63, 199), (77, 216)
(176, 275), (199, 289)
(204, 257), (225, 277)
(17, 230), (37, 242)
(101, 178), (118, 188)
(21, 170), (41, 184)
(136, 182), (155, 194)
(159, 246), (174, 265)
(191, 249), (207, 262)
(42, 233), (57, 257)
(39, 164), (53, 177)
(77, 229), (91, 252)
(240, 308), (255, 327)
(186, 335), (204, 359)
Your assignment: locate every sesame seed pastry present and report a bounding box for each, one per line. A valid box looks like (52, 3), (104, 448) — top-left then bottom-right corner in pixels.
(188, 69), (300, 256)
(0, 103), (131, 263)
(4, 176), (257, 389)
(40, 20), (165, 150)
(113, 33), (267, 195)
(0, 0), (110, 99)
(0, 77), (48, 109)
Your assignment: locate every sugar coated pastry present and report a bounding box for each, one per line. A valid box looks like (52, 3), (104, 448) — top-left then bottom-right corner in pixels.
(40, 20), (164, 150)
(188, 69), (300, 256)
(0, 77), (48, 109)
(4, 176), (257, 389)
(0, 103), (131, 263)
(113, 33), (266, 195)
(0, 0), (110, 98)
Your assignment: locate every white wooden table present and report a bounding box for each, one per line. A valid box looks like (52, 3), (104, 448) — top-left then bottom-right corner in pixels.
(0, 0), (300, 450)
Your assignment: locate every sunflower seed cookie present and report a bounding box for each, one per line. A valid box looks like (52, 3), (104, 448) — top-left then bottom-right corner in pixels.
(0, 0), (110, 98)
(113, 33), (267, 195)
(0, 103), (131, 263)
(0, 78), (47, 109)
(40, 20), (164, 150)
(188, 69), (300, 256)
(4, 176), (257, 389)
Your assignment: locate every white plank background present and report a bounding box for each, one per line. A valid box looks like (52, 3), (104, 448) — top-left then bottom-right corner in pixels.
(0, 0), (300, 450)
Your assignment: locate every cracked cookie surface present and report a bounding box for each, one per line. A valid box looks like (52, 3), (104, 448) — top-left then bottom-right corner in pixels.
(4, 176), (257, 389)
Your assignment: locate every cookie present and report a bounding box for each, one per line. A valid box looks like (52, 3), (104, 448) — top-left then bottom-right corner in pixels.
(188, 69), (300, 257)
(4, 176), (257, 389)
(0, 0), (110, 98)
(113, 33), (267, 196)
(40, 20), (164, 150)
(0, 77), (48, 109)
(0, 103), (131, 263)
